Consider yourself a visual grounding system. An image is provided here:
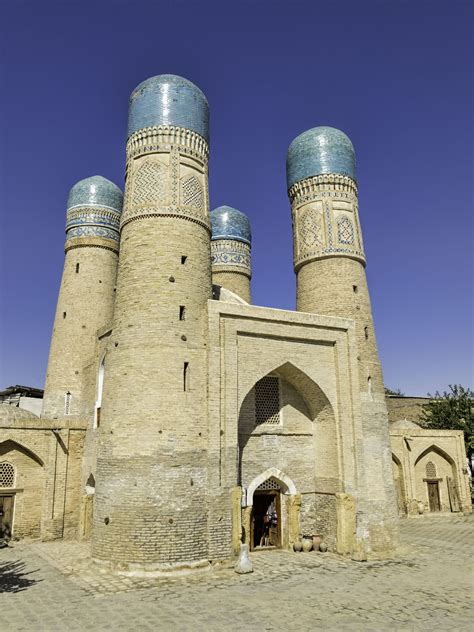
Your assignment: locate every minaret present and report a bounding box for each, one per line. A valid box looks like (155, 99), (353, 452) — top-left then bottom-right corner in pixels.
(210, 205), (252, 302)
(286, 127), (398, 554)
(42, 176), (123, 419)
(92, 75), (212, 570)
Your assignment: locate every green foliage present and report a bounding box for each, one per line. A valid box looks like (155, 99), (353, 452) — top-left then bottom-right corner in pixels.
(420, 385), (474, 458)
(385, 387), (405, 396)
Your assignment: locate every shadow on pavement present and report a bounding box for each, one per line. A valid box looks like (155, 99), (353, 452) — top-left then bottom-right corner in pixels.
(0, 558), (42, 593)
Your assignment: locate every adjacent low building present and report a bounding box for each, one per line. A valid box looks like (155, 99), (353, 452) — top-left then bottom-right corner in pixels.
(386, 396), (471, 516)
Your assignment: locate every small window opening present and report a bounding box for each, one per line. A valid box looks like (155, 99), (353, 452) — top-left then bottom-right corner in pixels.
(0, 462), (15, 487)
(63, 312), (67, 319)
(76, 263), (80, 273)
(179, 306), (186, 321)
(64, 391), (72, 415)
(255, 375), (281, 425)
(183, 362), (189, 391)
(181, 255), (187, 265)
(353, 285), (358, 293)
(367, 376), (372, 397)
(364, 326), (369, 340)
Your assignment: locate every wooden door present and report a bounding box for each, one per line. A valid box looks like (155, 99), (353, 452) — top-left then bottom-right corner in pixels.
(427, 482), (440, 512)
(268, 492), (281, 548)
(0, 495), (14, 535)
(275, 492), (281, 548)
(447, 476), (461, 512)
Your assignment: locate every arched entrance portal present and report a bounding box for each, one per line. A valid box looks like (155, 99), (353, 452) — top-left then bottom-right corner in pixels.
(251, 478), (281, 549)
(245, 468), (298, 551)
(414, 445), (461, 513)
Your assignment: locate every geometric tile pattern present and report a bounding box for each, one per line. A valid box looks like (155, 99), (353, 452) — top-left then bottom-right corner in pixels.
(66, 226), (120, 241)
(210, 240), (251, 273)
(65, 206), (121, 242)
(337, 216), (354, 245)
(426, 461), (437, 478)
(133, 160), (168, 206)
(299, 207), (323, 248)
(181, 175), (204, 211)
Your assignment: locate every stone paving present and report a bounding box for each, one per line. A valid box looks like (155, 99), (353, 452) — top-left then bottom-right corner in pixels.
(1, 515), (473, 631)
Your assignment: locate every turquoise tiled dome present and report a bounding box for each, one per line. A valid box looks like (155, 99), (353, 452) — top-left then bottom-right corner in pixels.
(286, 126), (356, 188)
(66, 176), (123, 242)
(67, 176), (123, 211)
(127, 74), (209, 141)
(210, 206), (251, 245)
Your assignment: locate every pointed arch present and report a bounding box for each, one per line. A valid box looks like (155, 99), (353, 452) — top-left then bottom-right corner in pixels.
(242, 361), (332, 421)
(414, 444), (455, 467)
(246, 467), (297, 506)
(392, 452), (406, 515)
(0, 439), (44, 467)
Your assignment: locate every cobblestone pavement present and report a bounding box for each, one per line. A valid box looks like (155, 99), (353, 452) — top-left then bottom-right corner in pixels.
(1, 515), (473, 631)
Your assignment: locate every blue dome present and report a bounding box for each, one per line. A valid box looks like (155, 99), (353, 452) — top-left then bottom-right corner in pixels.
(286, 126), (356, 188)
(210, 206), (251, 245)
(66, 176), (123, 242)
(67, 176), (123, 211)
(127, 74), (209, 141)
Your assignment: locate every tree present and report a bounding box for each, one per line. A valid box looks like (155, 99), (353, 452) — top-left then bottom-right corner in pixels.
(385, 387), (405, 396)
(420, 384), (474, 461)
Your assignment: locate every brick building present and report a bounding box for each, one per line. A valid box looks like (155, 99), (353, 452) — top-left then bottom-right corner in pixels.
(1, 74), (470, 572)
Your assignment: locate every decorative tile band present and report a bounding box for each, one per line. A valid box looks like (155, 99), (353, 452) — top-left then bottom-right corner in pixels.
(211, 239), (251, 274)
(126, 126), (209, 164)
(288, 173), (357, 203)
(66, 205), (121, 242)
(291, 176), (365, 270)
(66, 226), (120, 241)
(121, 143), (210, 231)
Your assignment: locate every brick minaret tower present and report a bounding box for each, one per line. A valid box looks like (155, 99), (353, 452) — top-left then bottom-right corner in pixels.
(92, 75), (212, 570)
(210, 205), (252, 302)
(286, 127), (398, 555)
(42, 176), (123, 419)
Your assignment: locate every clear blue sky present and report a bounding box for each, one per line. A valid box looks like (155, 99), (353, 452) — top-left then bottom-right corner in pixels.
(0, 0), (472, 396)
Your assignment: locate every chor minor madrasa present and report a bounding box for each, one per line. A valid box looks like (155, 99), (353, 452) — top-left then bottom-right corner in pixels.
(1, 75), (470, 573)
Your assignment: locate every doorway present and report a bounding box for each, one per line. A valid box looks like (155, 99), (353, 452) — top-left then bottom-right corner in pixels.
(251, 491), (281, 550)
(427, 481), (441, 512)
(0, 495), (14, 539)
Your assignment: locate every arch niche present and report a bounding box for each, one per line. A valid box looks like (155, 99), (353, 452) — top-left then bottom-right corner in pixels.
(414, 445), (460, 513)
(243, 468), (299, 551)
(238, 362), (339, 550)
(0, 439), (44, 538)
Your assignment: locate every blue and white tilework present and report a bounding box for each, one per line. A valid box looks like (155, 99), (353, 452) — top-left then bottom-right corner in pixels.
(211, 239), (251, 272)
(66, 176), (123, 242)
(210, 206), (251, 245)
(286, 127), (356, 188)
(128, 75), (209, 141)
